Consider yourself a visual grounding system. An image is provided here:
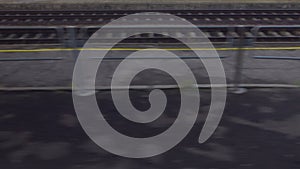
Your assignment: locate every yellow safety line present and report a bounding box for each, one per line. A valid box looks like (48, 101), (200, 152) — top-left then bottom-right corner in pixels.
(0, 46), (300, 53)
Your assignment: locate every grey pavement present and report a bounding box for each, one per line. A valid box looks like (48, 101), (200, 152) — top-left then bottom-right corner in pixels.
(0, 88), (299, 168)
(0, 48), (299, 88)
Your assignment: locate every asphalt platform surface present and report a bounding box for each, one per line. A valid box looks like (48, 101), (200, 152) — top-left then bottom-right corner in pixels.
(0, 88), (299, 169)
(0, 35), (300, 169)
(0, 48), (300, 87)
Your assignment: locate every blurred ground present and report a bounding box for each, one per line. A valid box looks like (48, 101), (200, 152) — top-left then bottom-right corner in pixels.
(0, 48), (300, 87)
(0, 45), (299, 168)
(0, 88), (299, 169)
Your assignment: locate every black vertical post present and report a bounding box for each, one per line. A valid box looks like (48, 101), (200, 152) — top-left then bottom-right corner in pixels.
(67, 26), (78, 58)
(233, 26), (247, 94)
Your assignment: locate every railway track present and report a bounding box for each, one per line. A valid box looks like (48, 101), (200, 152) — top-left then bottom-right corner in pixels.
(1, 10), (300, 26)
(0, 25), (299, 45)
(0, 10), (299, 45)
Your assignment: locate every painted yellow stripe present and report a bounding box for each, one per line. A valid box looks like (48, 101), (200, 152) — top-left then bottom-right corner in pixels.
(0, 46), (300, 53)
